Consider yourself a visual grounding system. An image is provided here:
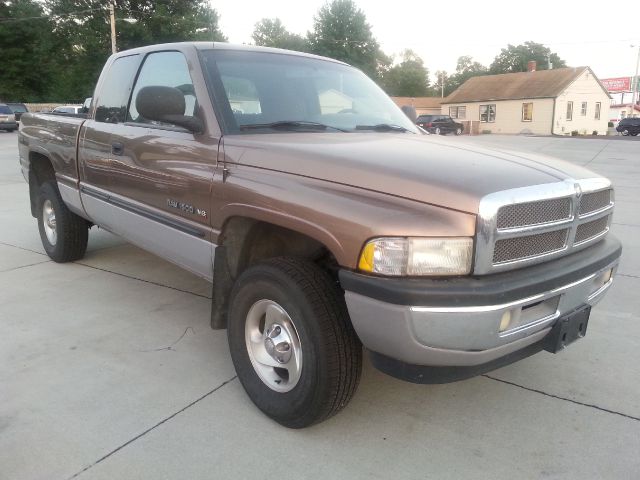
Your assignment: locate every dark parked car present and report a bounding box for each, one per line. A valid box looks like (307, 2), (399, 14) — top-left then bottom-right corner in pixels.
(7, 103), (29, 123)
(416, 114), (464, 135)
(616, 117), (640, 136)
(0, 104), (18, 131)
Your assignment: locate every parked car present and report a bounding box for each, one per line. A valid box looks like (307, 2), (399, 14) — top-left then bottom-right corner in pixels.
(7, 102), (29, 123)
(0, 104), (18, 132)
(416, 114), (464, 135)
(18, 42), (621, 428)
(616, 117), (640, 136)
(52, 105), (83, 115)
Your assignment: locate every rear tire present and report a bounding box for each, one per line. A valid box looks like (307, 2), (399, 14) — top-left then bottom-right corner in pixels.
(227, 257), (362, 428)
(621, 129), (630, 136)
(37, 181), (88, 262)
(435, 127), (441, 135)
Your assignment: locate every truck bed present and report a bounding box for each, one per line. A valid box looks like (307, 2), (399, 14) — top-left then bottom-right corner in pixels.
(19, 113), (86, 182)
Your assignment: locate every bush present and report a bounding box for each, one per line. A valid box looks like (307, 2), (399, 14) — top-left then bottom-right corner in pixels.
(592, 130), (598, 136)
(608, 121), (614, 127)
(481, 129), (492, 134)
(571, 130), (579, 136)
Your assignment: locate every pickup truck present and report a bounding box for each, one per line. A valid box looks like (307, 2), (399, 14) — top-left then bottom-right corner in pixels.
(18, 42), (622, 428)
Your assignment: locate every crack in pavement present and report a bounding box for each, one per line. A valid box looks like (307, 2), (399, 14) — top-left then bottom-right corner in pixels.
(583, 141), (611, 166)
(67, 375), (238, 480)
(73, 262), (211, 299)
(0, 241), (47, 256)
(0, 241), (210, 298)
(0, 260), (51, 273)
(483, 374), (640, 422)
(140, 326), (196, 352)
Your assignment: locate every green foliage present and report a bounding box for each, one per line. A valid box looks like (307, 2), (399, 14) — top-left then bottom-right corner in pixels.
(307, 0), (388, 80)
(489, 41), (567, 74)
(0, 0), (226, 102)
(45, 0), (226, 100)
(443, 55), (489, 96)
(380, 50), (430, 97)
(0, 0), (57, 102)
(252, 18), (308, 52)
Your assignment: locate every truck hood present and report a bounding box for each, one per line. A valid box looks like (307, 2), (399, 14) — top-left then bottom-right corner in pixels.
(222, 133), (599, 214)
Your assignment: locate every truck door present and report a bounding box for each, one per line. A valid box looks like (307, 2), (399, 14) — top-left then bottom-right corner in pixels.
(78, 53), (141, 231)
(105, 49), (219, 281)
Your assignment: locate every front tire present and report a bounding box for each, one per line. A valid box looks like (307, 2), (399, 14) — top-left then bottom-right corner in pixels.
(227, 257), (362, 428)
(37, 181), (88, 262)
(455, 127), (462, 135)
(621, 129), (630, 136)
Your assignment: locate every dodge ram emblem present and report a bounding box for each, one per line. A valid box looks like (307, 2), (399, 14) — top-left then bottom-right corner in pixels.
(574, 183), (583, 198)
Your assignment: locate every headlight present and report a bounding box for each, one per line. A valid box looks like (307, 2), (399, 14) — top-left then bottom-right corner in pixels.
(358, 237), (473, 276)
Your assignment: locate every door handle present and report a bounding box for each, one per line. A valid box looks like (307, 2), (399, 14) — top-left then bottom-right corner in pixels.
(111, 141), (124, 156)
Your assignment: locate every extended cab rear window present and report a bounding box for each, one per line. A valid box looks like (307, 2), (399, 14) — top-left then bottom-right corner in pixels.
(95, 54), (141, 123)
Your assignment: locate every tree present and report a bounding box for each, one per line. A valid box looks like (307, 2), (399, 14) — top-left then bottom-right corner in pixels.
(307, 0), (388, 80)
(252, 18), (308, 52)
(44, 0), (226, 101)
(0, 0), (58, 102)
(489, 41), (567, 74)
(380, 50), (430, 97)
(445, 55), (489, 95)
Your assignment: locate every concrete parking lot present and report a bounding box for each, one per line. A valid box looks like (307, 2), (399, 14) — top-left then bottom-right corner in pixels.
(1, 130), (639, 479)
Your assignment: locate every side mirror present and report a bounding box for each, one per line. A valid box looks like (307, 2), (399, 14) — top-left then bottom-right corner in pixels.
(135, 85), (204, 134)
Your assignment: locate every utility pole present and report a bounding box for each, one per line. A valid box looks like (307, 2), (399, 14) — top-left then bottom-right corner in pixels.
(109, 2), (117, 54)
(441, 72), (444, 98)
(631, 44), (640, 117)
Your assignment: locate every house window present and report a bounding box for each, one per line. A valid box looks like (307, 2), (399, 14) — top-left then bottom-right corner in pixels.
(581, 102), (587, 116)
(522, 102), (533, 122)
(480, 104), (496, 123)
(595, 102), (601, 120)
(449, 106), (466, 119)
(566, 101), (573, 121)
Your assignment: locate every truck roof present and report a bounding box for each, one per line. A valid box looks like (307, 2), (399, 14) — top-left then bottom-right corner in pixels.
(112, 41), (349, 66)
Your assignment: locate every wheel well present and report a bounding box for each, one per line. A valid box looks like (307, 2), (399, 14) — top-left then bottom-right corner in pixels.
(28, 152), (55, 217)
(210, 217), (340, 329)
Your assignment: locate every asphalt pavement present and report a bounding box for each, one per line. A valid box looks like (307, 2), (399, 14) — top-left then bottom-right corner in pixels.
(1, 130), (639, 479)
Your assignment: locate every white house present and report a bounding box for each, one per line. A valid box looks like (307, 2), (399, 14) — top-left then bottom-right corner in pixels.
(441, 64), (611, 135)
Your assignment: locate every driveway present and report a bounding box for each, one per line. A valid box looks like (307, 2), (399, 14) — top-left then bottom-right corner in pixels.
(1, 131), (639, 479)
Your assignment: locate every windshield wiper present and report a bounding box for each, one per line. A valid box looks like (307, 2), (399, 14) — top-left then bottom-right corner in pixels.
(239, 121), (346, 132)
(355, 123), (411, 132)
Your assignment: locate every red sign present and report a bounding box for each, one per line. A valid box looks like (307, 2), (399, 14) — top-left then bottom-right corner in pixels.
(601, 77), (631, 93)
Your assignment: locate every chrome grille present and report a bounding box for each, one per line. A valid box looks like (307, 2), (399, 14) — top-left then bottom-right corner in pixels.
(475, 178), (615, 274)
(493, 229), (568, 264)
(497, 197), (572, 229)
(575, 215), (610, 244)
(579, 189), (611, 216)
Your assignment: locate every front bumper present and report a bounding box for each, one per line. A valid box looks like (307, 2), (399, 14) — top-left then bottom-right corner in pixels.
(340, 237), (621, 381)
(0, 121), (18, 130)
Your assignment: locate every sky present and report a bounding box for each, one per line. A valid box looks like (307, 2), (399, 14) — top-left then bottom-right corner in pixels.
(210, 0), (640, 82)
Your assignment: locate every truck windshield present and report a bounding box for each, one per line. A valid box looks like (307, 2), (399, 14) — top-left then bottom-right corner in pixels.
(202, 49), (419, 134)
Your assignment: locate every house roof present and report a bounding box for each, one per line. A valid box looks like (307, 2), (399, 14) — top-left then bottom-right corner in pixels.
(442, 67), (599, 104)
(391, 97), (443, 109)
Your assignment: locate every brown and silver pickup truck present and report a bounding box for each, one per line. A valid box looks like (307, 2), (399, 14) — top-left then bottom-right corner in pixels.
(18, 42), (622, 428)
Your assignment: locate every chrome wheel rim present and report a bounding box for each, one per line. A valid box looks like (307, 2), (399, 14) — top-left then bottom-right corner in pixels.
(435, 127), (441, 134)
(245, 299), (302, 393)
(42, 200), (57, 245)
